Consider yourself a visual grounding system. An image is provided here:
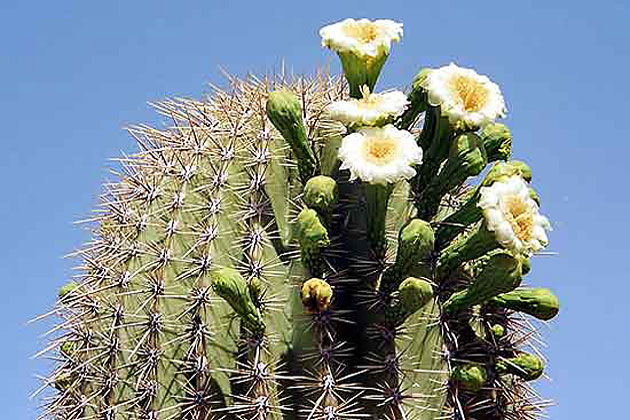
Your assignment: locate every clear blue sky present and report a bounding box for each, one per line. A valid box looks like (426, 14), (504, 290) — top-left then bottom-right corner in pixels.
(2, 1), (628, 418)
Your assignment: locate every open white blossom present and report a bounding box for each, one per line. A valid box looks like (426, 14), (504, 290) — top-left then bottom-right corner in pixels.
(338, 124), (422, 185)
(327, 86), (409, 126)
(320, 18), (403, 58)
(422, 63), (506, 128)
(478, 176), (551, 255)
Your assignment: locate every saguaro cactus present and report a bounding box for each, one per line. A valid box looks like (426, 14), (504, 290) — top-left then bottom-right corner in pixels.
(39, 17), (559, 420)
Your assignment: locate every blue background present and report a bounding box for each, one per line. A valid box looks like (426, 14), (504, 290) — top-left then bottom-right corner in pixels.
(2, 1), (628, 418)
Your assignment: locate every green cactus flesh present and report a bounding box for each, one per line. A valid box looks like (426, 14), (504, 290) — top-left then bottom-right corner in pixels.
(41, 63), (559, 420)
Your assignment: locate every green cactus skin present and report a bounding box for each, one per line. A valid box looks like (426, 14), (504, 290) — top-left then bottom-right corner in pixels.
(496, 352), (545, 381)
(490, 288), (560, 321)
(39, 67), (559, 420)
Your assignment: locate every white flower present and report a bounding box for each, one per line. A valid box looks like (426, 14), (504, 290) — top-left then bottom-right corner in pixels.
(478, 176), (551, 255)
(338, 124), (422, 185)
(320, 18), (403, 58)
(327, 86), (409, 126)
(422, 63), (506, 128)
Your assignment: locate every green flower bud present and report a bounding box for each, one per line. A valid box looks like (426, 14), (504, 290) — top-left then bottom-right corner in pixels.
(301, 278), (333, 313)
(396, 69), (431, 130)
(437, 224), (501, 280)
(452, 364), (487, 392)
(481, 160), (532, 187)
(481, 123), (512, 162)
(386, 276), (434, 325)
(58, 281), (79, 300)
(398, 277), (433, 314)
(296, 208), (330, 274)
(447, 132), (488, 178)
(394, 219), (435, 277)
(418, 132), (487, 220)
(491, 324), (506, 338)
(490, 288), (559, 321)
(266, 90), (316, 182)
(496, 352), (544, 381)
(444, 253), (522, 314)
(528, 187), (541, 207)
(509, 160), (532, 182)
(303, 176), (338, 215)
(211, 268), (264, 333)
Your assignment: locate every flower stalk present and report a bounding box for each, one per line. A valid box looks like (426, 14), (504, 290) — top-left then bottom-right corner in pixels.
(266, 89), (316, 182)
(365, 182), (393, 257)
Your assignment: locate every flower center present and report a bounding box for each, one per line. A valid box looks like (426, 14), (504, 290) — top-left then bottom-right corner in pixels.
(448, 75), (489, 112)
(501, 195), (534, 242)
(358, 85), (381, 108)
(343, 22), (379, 44)
(362, 135), (398, 165)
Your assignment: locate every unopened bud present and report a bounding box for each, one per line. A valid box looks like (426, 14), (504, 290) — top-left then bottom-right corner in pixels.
(301, 278), (333, 313)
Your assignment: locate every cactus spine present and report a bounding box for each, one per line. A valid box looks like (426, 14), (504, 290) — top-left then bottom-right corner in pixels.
(39, 17), (559, 420)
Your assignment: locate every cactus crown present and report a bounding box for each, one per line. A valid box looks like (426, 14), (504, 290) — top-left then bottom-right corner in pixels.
(39, 17), (558, 420)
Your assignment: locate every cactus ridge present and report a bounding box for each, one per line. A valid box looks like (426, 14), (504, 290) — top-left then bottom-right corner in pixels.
(38, 23), (559, 420)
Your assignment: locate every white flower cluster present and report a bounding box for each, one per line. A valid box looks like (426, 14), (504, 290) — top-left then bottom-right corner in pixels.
(320, 19), (419, 185)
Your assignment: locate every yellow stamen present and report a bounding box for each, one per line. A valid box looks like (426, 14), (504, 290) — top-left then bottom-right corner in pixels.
(448, 75), (489, 112)
(343, 22), (379, 44)
(502, 195), (534, 242)
(362, 135), (398, 165)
